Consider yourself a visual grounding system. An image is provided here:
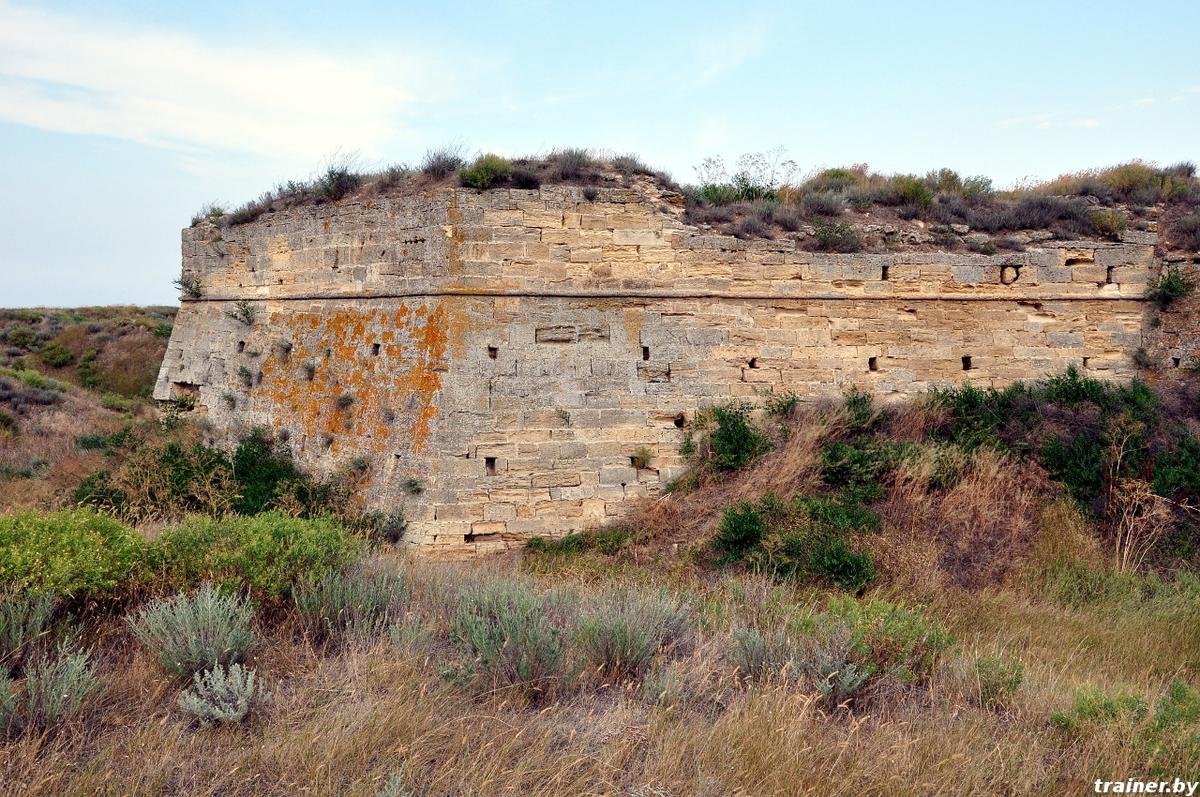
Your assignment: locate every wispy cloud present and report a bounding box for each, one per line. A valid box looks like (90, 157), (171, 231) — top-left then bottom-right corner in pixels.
(0, 2), (435, 165)
(687, 19), (769, 88)
(999, 111), (1103, 130)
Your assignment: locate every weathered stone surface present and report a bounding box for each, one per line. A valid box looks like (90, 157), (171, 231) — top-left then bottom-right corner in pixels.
(158, 182), (1163, 557)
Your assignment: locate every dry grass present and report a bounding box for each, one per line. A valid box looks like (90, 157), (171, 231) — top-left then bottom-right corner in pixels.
(1, 550), (1194, 796)
(878, 448), (1048, 590)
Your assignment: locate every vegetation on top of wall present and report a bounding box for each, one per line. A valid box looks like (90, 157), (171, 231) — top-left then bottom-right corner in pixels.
(201, 148), (1200, 259)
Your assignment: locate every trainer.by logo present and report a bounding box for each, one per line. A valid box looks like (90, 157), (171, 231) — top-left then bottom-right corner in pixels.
(1094, 779), (1200, 795)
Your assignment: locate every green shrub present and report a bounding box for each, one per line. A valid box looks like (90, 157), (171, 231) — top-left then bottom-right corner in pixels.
(805, 535), (876, 592)
(797, 494), (880, 534)
(231, 431), (308, 515)
(729, 623), (869, 708)
(2, 325), (37, 350)
(460, 154), (512, 190)
(1051, 680), (1200, 775)
(708, 402), (770, 470)
(1147, 267), (1193, 309)
(1051, 684), (1148, 732)
(17, 647), (99, 732)
(129, 584), (255, 678)
(525, 533), (585, 556)
(1040, 434), (1105, 503)
(149, 513), (360, 600)
(815, 597), (954, 685)
(39, 343), (74, 368)
(1153, 435), (1200, 500)
(294, 567), (408, 640)
(316, 164), (362, 201)
(1090, 208), (1127, 239)
(820, 439), (910, 494)
(450, 578), (567, 695)
(526, 527), (634, 558)
(0, 411), (16, 437)
(177, 662), (270, 726)
(0, 673), (12, 730)
(886, 175), (935, 209)
(574, 589), (691, 681)
(973, 655), (1024, 709)
(0, 593), (55, 675)
(812, 221), (863, 252)
(714, 501), (767, 559)
(0, 510), (145, 600)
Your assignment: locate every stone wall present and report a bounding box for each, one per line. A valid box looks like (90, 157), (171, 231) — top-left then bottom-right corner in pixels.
(157, 180), (1159, 556)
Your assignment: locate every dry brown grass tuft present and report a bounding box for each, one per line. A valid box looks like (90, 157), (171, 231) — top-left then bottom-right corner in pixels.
(875, 448), (1049, 590)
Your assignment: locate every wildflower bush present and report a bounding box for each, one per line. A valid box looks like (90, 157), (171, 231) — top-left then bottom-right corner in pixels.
(0, 510), (145, 600)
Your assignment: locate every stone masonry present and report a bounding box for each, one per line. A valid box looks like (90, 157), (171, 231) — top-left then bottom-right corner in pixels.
(156, 179), (1158, 557)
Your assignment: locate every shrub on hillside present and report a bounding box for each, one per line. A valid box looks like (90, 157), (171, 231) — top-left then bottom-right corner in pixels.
(1090, 208), (1127, 240)
(1048, 679), (1200, 772)
(574, 589), (692, 682)
(460, 154), (513, 190)
(973, 655), (1024, 709)
(450, 578), (568, 696)
(129, 584), (254, 678)
(0, 593), (56, 675)
(1147, 266), (1193, 309)
(705, 402), (770, 471)
(811, 221), (863, 252)
(714, 501), (767, 560)
(813, 596), (954, 686)
(5, 646), (99, 733)
(0, 511), (144, 601)
(294, 567), (409, 641)
(420, 145), (466, 179)
(177, 662), (270, 726)
(802, 534), (877, 592)
(1172, 213), (1200, 252)
(149, 513), (360, 600)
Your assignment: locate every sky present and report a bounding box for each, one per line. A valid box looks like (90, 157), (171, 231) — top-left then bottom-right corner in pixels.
(0, 0), (1197, 307)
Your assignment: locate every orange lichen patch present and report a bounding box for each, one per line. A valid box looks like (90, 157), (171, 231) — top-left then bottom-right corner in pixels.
(256, 303), (450, 458)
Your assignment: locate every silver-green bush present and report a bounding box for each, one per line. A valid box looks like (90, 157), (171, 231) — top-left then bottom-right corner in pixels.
(0, 592), (55, 675)
(451, 578), (567, 695)
(575, 589), (692, 681)
(20, 648), (99, 730)
(129, 584), (254, 678)
(294, 567), (408, 641)
(0, 673), (14, 730)
(177, 662), (270, 726)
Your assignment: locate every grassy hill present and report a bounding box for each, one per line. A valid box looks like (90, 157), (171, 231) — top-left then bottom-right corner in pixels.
(1, 305), (1199, 795)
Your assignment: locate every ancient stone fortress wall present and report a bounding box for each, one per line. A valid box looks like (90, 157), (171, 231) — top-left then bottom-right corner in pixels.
(156, 181), (1157, 557)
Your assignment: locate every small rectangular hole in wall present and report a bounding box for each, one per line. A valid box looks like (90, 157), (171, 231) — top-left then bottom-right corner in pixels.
(1105, 266), (1115, 285)
(1173, 357), (1182, 368)
(371, 343), (380, 356)
(674, 413), (685, 428)
(485, 456), (497, 476)
(748, 357), (759, 369)
(641, 346), (650, 361)
(868, 356), (878, 372)
(1082, 356), (1090, 369)
(487, 346), (498, 359)
(881, 265), (890, 281)
(962, 355), (973, 371)
(237, 341), (245, 353)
